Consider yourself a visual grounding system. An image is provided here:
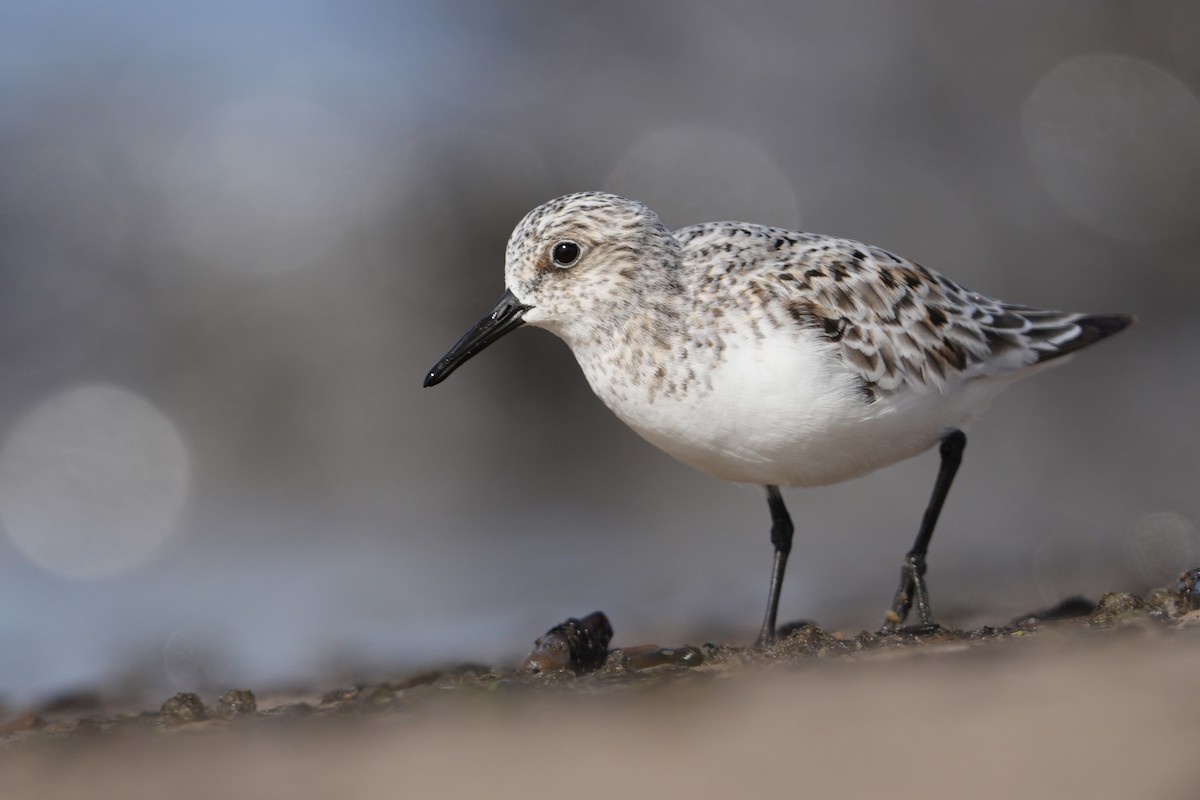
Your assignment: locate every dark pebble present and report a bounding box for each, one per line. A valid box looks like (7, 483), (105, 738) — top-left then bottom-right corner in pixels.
(521, 611), (613, 676)
(215, 689), (257, 719)
(159, 692), (209, 726)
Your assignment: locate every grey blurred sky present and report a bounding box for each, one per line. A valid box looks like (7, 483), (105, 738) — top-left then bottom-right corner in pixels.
(1, 0), (1197, 703)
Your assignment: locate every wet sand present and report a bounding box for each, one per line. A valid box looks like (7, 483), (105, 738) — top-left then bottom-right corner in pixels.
(3, 596), (1198, 800)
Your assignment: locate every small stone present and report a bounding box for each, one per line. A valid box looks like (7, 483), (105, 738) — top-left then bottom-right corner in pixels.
(215, 689), (257, 719)
(1090, 592), (1147, 627)
(521, 611), (613, 676)
(159, 692), (208, 726)
(1144, 587), (1187, 620)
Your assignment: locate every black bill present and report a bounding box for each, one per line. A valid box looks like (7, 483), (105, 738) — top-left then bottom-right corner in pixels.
(424, 289), (531, 387)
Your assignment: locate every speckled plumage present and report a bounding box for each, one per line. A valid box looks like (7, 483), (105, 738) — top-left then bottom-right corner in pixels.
(425, 191), (1133, 638)
(492, 192), (1130, 487)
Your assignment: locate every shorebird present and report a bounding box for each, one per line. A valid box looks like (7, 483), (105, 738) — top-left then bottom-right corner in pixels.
(425, 192), (1132, 644)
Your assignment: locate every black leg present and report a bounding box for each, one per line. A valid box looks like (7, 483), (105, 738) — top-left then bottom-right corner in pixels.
(756, 484), (794, 647)
(882, 428), (967, 633)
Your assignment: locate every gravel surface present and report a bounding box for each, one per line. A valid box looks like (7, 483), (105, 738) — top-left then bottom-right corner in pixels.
(3, 573), (1199, 800)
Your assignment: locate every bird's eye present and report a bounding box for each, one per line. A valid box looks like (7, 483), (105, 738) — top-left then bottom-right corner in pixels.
(550, 240), (582, 269)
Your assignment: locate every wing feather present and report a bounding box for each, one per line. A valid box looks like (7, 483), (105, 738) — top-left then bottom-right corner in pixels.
(676, 223), (1133, 399)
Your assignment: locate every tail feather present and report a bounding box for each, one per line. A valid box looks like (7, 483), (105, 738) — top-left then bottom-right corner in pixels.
(1031, 312), (1135, 364)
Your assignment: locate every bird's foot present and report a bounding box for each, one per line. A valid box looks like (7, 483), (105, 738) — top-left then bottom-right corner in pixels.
(880, 553), (937, 633)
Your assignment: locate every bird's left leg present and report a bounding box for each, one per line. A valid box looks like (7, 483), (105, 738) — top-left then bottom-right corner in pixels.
(882, 428), (967, 633)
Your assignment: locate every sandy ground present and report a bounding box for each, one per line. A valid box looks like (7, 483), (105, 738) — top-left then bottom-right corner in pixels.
(2, 596), (1199, 800)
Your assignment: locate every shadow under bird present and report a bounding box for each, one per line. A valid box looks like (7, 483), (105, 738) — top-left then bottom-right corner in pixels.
(424, 192), (1133, 645)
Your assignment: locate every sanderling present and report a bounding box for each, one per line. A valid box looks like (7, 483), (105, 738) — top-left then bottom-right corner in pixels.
(425, 192), (1133, 644)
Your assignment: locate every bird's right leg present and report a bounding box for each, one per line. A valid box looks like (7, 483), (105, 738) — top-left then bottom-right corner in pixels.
(756, 484), (794, 647)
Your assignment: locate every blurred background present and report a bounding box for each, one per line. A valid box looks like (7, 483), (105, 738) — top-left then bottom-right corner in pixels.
(0, 0), (1197, 704)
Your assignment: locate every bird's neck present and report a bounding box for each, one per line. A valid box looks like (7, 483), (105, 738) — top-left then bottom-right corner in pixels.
(560, 292), (696, 413)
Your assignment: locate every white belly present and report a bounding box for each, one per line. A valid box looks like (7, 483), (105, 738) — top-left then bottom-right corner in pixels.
(576, 327), (1018, 487)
